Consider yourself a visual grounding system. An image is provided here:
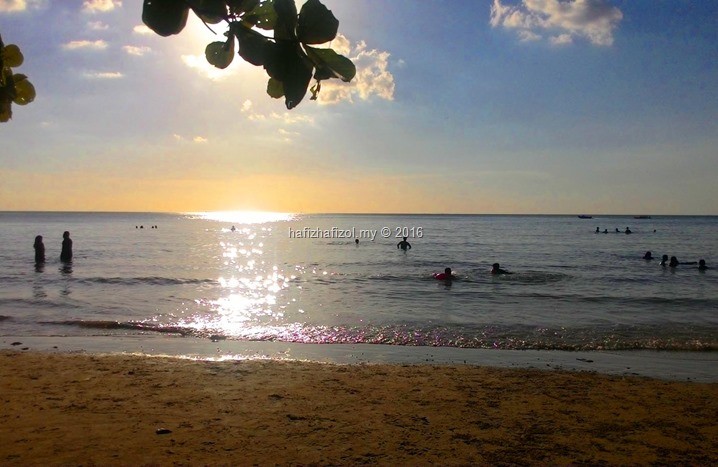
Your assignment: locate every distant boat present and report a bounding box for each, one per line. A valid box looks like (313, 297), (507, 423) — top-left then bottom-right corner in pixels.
(633, 215), (651, 219)
(577, 215), (593, 219)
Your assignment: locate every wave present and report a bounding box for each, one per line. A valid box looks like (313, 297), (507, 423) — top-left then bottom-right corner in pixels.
(76, 277), (217, 286)
(44, 320), (718, 352)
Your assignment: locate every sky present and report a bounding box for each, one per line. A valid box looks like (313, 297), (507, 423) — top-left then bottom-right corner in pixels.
(1, 0), (717, 214)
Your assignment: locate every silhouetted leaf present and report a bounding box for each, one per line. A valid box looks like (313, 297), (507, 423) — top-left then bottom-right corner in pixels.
(190, 0), (227, 24)
(232, 24), (270, 66)
(227, 0), (259, 15)
(243, 0), (278, 30)
(273, 0), (298, 41)
(11, 73), (35, 105)
(297, 0), (338, 45)
(305, 46), (356, 82)
(142, 0), (190, 37)
(205, 38), (235, 69)
(263, 42), (312, 109)
(267, 77), (283, 98)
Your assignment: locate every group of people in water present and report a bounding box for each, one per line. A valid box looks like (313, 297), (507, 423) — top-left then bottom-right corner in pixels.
(33, 231), (73, 264)
(643, 251), (708, 270)
(596, 226), (636, 234)
(433, 263), (512, 282)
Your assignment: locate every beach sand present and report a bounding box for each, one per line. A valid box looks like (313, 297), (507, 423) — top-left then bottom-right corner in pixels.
(1, 351), (716, 465)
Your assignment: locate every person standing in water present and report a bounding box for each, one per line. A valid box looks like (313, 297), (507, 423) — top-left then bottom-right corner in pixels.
(397, 237), (412, 251)
(60, 231), (73, 262)
(33, 235), (45, 264)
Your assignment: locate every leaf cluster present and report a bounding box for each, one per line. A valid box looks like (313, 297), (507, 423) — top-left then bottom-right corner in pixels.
(142, 0), (355, 109)
(0, 34), (37, 123)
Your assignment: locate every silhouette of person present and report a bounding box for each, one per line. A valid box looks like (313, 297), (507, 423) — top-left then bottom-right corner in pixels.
(34, 235), (45, 264)
(595, 227), (600, 233)
(669, 256), (679, 268)
(615, 228), (620, 233)
(660, 254), (669, 266)
(643, 251), (653, 260)
(397, 237), (411, 251)
(603, 229), (608, 234)
(491, 263), (513, 275)
(60, 231), (73, 263)
(625, 227), (632, 234)
(698, 259), (709, 271)
(355, 238), (359, 245)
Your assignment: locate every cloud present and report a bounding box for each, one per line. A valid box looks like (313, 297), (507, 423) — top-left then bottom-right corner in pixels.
(133, 25), (153, 35)
(63, 40), (108, 51)
(87, 21), (109, 31)
(490, 0), (623, 46)
(315, 34), (395, 105)
(173, 134), (208, 143)
(0, 0), (45, 13)
(82, 0), (121, 13)
(83, 71), (123, 79)
(277, 128), (299, 142)
(123, 45), (151, 56)
(181, 54), (237, 81)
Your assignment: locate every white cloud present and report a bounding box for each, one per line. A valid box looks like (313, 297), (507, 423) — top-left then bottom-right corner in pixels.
(82, 0), (121, 13)
(181, 54), (237, 81)
(270, 112), (314, 125)
(277, 128), (299, 142)
(550, 33), (573, 45)
(241, 100), (252, 113)
(123, 45), (151, 56)
(87, 21), (109, 31)
(63, 40), (108, 50)
(490, 0), (623, 47)
(173, 134), (208, 143)
(315, 34), (395, 105)
(83, 71), (123, 79)
(133, 25), (153, 35)
(0, 0), (45, 13)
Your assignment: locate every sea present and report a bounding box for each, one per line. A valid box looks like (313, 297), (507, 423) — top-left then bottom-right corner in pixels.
(1, 212), (717, 381)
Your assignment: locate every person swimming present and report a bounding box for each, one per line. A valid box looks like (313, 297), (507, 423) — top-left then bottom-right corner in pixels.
(433, 267), (454, 281)
(625, 227), (632, 234)
(491, 263), (512, 275)
(595, 227), (600, 233)
(660, 254), (669, 266)
(669, 256), (679, 268)
(643, 251), (653, 260)
(698, 259), (709, 271)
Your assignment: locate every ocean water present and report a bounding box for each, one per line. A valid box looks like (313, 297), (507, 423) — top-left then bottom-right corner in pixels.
(1, 212), (717, 378)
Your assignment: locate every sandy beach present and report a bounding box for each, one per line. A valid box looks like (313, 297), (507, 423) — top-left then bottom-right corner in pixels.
(1, 350), (716, 465)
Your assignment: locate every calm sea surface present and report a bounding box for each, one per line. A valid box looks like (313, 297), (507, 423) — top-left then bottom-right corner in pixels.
(1, 212), (716, 360)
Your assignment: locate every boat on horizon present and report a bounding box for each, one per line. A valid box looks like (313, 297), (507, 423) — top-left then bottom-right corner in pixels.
(633, 215), (652, 219)
(577, 215), (593, 219)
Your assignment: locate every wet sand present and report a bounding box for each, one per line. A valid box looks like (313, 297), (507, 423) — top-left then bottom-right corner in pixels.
(1, 351), (716, 465)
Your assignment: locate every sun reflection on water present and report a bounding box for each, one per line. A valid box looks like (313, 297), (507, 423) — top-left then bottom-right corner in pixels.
(174, 216), (299, 338)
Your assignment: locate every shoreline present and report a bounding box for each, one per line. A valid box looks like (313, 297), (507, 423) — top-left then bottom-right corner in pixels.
(3, 334), (718, 382)
(1, 350), (717, 465)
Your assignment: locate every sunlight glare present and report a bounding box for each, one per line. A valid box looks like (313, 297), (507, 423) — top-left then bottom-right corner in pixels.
(191, 211), (296, 224)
